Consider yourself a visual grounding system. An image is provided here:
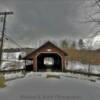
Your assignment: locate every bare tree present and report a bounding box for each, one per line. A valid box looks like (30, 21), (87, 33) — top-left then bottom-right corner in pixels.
(85, 0), (100, 26)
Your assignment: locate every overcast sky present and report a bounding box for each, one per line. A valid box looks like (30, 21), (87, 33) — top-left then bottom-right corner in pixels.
(0, 0), (98, 48)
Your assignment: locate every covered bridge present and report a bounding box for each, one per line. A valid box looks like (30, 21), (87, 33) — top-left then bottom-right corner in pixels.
(23, 41), (68, 72)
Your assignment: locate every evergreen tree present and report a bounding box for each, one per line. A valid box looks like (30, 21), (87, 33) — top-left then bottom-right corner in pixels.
(60, 40), (68, 49)
(79, 39), (84, 49)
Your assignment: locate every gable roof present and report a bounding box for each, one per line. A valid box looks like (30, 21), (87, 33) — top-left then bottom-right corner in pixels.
(23, 41), (68, 59)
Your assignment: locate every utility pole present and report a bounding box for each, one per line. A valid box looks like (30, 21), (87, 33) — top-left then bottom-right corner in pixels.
(0, 11), (13, 67)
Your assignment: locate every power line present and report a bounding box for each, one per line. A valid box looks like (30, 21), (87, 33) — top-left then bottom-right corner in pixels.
(0, 32), (23, 49)
(0, 11), (13, 67)
(4, 33), (23, 48)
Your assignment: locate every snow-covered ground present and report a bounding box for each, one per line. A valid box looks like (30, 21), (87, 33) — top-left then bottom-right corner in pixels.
(4, 72), (25, 81)
(3, 72), (99, 82)
(0, 72), (100, 100)
(0, 52), (26, 70)
(1, 48), (100, 74)
(68, 61), (100, 74)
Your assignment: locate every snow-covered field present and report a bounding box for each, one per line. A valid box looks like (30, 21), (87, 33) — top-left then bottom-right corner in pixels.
(0, 72), (100, 100)
(68, 61), (100, 74)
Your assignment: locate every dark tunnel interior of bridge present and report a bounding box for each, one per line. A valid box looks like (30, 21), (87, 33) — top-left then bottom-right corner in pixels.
(37, 53), (62, 72)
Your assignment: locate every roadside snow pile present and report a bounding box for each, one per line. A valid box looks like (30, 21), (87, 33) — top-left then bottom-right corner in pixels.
(25, 72), (63, 79)
(25, 72), (46, 78)
(25, 72), (34, 78)
(3, 71), (99, 83)
(25, 72), (98, 81)
(61, 72), (99, 82)
(4, 72), (25, 81)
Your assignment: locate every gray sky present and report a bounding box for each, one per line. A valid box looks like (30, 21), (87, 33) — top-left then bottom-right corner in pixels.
(0, 0), (97, 48)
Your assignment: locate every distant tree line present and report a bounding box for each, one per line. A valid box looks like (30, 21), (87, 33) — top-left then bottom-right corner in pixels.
(60, 39), (84, 49)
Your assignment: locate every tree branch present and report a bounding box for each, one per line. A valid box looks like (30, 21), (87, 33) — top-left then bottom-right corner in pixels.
(95, 0), (100, 8)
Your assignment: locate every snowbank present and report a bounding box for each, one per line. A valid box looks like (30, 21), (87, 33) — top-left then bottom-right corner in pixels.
(4, 72), (25, 81)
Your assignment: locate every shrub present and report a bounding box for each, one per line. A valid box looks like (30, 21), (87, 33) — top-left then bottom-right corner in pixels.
(0, 73), (6, 88)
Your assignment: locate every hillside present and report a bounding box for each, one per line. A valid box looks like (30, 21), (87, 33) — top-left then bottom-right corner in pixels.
(64, 48), (100, 65)
(3, 48), (35, 54)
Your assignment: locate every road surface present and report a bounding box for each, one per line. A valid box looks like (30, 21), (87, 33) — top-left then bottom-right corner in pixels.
(0, 73), (100, 100)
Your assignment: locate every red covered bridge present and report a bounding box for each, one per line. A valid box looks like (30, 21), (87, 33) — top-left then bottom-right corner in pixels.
(23, 41), (68, 72)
